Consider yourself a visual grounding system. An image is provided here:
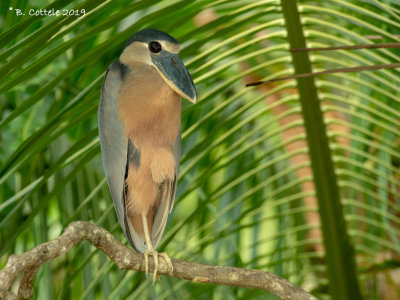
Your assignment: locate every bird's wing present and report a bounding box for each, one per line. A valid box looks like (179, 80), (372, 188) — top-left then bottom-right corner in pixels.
(151, 129), (181, 248)
(98, 60), (132, 245)
(170, 127), (181, 212)
(124, 140), (147, 252)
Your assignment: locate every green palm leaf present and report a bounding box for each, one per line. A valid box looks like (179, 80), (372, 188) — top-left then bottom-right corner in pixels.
(1, 0), (399, 299)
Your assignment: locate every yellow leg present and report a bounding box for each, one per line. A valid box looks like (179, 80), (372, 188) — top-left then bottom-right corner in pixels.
(141, 214), (173, 284)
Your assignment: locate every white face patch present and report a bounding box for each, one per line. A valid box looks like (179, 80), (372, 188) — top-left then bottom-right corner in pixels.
(120, 42), (152, 66)
(159, 41), (180, 54)
(120, 40), (180, 67)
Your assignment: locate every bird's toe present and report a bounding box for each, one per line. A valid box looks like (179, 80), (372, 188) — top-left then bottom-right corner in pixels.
(143, 251), (173, 284)
(159, 252), (173, 273)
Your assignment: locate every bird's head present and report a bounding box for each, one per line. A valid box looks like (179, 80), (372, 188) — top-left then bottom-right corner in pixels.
(120, 29), (197, 104)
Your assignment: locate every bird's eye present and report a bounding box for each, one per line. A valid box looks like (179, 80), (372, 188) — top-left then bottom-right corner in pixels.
(149, 41), (162, 53)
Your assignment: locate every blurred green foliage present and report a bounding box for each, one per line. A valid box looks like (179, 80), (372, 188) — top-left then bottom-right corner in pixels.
(1, 0), (399, 299)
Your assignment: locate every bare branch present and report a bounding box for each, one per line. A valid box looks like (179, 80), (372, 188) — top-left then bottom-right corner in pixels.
(0, 221), (317, 300)
(18, 265), (39, 300)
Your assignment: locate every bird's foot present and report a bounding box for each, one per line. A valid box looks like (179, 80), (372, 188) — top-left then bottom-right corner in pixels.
(144, 250), (173, 285)
(159, 252), (174, 273)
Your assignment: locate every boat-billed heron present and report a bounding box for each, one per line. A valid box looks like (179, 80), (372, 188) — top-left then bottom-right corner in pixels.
(98, 29), (196, 283)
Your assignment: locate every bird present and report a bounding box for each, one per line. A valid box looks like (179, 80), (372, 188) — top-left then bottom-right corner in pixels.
(98, 29), (196, 283)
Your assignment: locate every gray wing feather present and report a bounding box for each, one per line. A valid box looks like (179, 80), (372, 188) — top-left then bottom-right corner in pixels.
(170, 127), (181, 211)
(98, 61), (129, 239)
(151, 128), (181, 248)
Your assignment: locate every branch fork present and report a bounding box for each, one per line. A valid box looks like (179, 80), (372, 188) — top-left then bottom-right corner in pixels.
(0, 221), (317, 300)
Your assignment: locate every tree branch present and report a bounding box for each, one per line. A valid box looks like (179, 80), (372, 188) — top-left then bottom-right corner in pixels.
(0, 221), (317, 300)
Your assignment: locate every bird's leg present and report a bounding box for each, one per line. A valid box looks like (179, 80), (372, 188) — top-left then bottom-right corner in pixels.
(141, 213), (156, 280)
(141, 213), (173, 284)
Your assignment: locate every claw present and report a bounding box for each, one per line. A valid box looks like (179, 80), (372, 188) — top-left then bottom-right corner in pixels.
(159, 252), (173, 273)
(143, 251), (173, 284)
